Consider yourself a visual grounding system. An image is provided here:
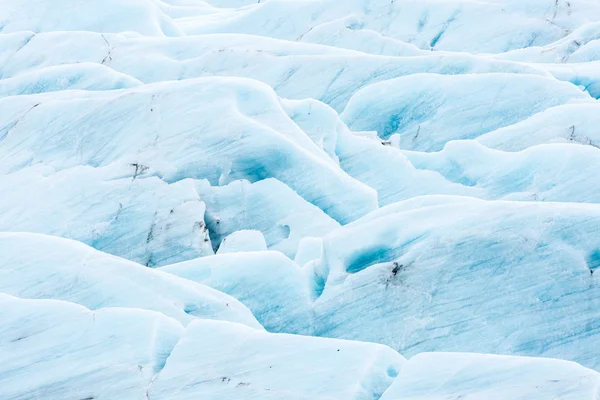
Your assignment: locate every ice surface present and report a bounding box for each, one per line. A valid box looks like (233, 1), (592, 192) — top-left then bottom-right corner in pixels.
(380, 352), (600, 400)
(149, 319), (406, 400)
(217, 230), (268, 254)
(0, 294), (184, 400)
(497, 21), (600, 63)
(194, 178), (340, 258)
(341, 73), (593, 151)
(0, 63), (142, 97)
(478, 103), (600, 151)
(0, 0), (183, 36)
(0, 232), (261, 328)
(284, 96), (479, 206)
(0, 164), (214, 266)
(3, 0), (600, 394)
(0, 78), (377, 223)
(161, 251), (313, 334)
(312, 197), (600, 369)
(176, 0), (600, 54)
(403, 140), (600, 203)
(0, 31), (553, 112)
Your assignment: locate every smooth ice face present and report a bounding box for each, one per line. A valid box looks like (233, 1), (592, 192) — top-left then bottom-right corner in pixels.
(403, 140), (600, 204)
(341, 73), (593, 151)
(0, 78), (377, 224)
(217, 230), (268, 254)
(0, 63), (142, 97)
(313, 198), (600, 369)
(0, 165), (214, 266)
(0, 31), (551, 111)
(175, 0), (600, 54)
(0, 294), (184, 400)
(477, 103), (600, 151)
(496, 21), (600, 64)
(0, 0), (183, 36)
(0, 232), (261, 328)
(194, 178), (340, 258)
(283, 97), (480, 206)
(161, 251), (313, 334)
(380, 353), (600, 400)
(148, 319), (406, 400)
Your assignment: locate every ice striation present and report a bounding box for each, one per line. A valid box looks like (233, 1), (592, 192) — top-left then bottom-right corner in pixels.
(2, 0), (600, 398)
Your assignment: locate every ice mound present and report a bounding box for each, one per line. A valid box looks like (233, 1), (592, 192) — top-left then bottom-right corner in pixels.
(380, 352), (600, 400)
(0, 232), (260, 328)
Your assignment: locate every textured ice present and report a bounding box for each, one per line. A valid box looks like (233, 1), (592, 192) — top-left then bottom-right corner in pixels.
(0, 63), (141, 98)
(312, 197), (600, 369)
(497, 21), (600, 63)
(478, 103), (600, 151)
(177, 0), (600, 54)
(403, 140), (600, 203)
(0, 164), (214, 266)
(161, 251), (313, 334)
(149, 319), (406, 400)
(0, 294), (184, 400)
(380, 353), (600, 400)
(341, 73), (593, 151)
(0, 78), (377, 223)
(0, 31), (554, 112)
(217, 230), (268, 254)
(0, 0), (183, 36)
(194, 178), (340, 257)
(3, 0), (600, 395)
(0, 232), (260, 328)
(284, 96), (478, 206)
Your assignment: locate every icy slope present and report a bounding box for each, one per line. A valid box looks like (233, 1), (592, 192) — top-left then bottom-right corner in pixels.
(0, 294), (184, 400)
(177, 0), (600, 54)
(2, 0), (600, 397)
(0, 294), (405, 400)
(149, 320), (405, 400)
(0, 78), (377, 224)
(0, 232), (260, 328)
(311, 198), (600, 368)
(380, 353), (600, 400)
(161, 250), (314, 334)
(340, 73), (592, 151)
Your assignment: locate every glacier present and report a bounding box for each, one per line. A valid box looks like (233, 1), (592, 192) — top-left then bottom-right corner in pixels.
(1, 0), (600, 398)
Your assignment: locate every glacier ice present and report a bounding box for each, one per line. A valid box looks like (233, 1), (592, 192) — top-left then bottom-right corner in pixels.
(478, 103), (600, 151)
(0, 0), (183, 36)
(2, 0), (600, 397)
(312, 197), (600, 369)
(149, 319), (405, 400)
(176, 0), (600, 54)
(0, 294), (185, 400)
(0, 31), (555, 111)
(194, 178), (340, 257)
(161, 250), (313, 334)
(0, 78), (377, 223)
(380, 352), (600, 400)
(0, 164), (214, 266)
(403, 140), (600, 203)
(217, 229), (268, 254)
(0, 232), (260, 328)
(340, 72), (593, 151)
